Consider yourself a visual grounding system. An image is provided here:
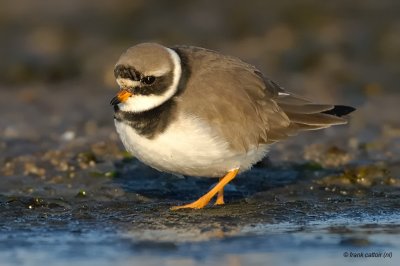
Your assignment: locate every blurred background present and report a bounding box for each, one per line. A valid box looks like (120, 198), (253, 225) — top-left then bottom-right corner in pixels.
(0, 1), (400, 265)
(0, 0), (399, 141)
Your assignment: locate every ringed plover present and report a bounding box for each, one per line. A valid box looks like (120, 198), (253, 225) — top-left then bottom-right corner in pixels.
(110, 43), (355, 210)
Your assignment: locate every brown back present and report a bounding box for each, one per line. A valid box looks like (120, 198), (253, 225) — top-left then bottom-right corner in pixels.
(174, 46), (348, 153)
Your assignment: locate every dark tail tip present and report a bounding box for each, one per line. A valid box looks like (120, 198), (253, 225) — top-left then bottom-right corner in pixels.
(322, 105), (356, 117)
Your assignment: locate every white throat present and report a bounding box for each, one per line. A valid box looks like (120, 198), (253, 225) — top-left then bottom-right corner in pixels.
(116, 48), (182, 113)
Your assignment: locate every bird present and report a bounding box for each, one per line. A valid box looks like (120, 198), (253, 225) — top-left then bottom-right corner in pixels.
(110, 43), (355, 210)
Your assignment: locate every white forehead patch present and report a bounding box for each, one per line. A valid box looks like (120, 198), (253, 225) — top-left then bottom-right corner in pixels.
(116, 78), (140, 88)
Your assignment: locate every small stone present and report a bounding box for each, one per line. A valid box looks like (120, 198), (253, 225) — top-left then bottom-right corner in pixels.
(61, 131), (76, 141)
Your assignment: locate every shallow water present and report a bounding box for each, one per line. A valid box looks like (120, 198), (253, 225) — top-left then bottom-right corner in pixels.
(1, 215), (399, 266)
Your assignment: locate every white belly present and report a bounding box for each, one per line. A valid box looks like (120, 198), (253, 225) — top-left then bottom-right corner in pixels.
(114, 113), (269, 177)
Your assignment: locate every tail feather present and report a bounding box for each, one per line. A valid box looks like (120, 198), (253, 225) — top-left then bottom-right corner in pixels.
(280, 102), (356, 132)
(278, 103), (334, 114)
(322, 105), (356, 117)
(285, 112), (348, 127)
(263, 84), (357, 143)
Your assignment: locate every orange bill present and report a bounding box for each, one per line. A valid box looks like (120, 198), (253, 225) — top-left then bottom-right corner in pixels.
(110, 89), (132, 105)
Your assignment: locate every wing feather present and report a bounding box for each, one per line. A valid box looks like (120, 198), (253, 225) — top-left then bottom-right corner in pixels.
(173, 46), (353, 152)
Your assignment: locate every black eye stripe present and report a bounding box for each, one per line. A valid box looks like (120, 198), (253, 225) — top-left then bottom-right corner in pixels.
(123, 72), (172, 96)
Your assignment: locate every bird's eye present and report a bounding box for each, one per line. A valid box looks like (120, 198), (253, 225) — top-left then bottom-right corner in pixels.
(141, 76), (156, 85)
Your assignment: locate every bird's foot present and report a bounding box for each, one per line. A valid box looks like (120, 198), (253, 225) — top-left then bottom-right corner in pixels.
(170, 195), (212, 210)
(170, 168), (239, 211)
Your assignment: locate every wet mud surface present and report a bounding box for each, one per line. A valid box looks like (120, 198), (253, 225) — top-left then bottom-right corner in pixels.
(1, 1), (400, 265)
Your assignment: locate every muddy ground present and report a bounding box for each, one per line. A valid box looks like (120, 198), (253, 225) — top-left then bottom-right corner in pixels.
(0, 1), (399, 265)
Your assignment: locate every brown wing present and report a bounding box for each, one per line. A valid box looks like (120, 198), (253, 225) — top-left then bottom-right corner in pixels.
(174, 46), (351, 153)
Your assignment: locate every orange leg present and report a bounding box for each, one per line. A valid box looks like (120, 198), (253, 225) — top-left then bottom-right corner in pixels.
(215, 177), (225, 205)
(171, 168), (239, 210)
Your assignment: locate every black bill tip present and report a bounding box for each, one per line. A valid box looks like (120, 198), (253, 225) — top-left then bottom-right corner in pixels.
(110, 96), (120, 106)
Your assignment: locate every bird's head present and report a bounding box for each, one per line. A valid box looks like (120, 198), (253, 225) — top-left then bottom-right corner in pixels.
(111, 43), (181, 113)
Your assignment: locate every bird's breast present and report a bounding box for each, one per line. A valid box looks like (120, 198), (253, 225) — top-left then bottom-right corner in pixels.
(114, 112), (268, 177)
